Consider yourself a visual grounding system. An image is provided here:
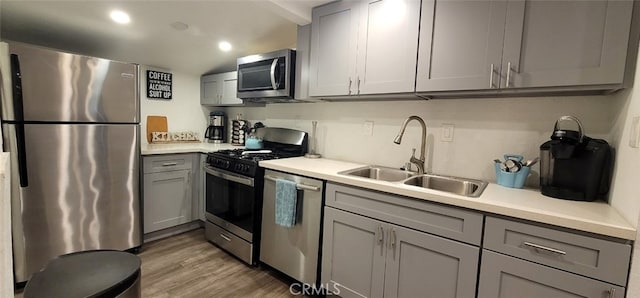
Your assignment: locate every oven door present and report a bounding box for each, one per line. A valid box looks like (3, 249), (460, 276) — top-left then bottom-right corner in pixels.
(204, 165), (255, 242)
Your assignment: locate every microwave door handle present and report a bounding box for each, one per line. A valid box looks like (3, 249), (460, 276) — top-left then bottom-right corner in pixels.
(270, 58), (279, 90)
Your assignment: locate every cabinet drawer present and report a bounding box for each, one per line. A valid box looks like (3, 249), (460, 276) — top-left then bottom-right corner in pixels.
(484, 216), (631, 286)
(478, 250), (624, 298)
(143, 154), (194, 173)
(326, 183), (483, 245)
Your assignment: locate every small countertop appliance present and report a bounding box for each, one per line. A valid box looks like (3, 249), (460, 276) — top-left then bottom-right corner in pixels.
(539, 116), (612, 201)
(204, 111), (225, 143)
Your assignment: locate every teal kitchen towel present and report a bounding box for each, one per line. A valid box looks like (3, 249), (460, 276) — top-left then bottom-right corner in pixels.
(275, 178), (297, 227)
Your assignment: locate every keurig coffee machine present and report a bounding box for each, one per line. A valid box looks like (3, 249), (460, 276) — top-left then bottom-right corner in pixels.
(539, 116), (612, 201)
(204, 111), (226, 143)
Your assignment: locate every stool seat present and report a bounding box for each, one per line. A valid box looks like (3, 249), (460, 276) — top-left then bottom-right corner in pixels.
(24, 250), (141, 298)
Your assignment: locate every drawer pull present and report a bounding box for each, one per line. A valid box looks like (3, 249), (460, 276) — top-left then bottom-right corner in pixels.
(162, 162), (178, 166)
(608, 287), (616, 298)
(377, 225), (384, 245)
(220, 234), (232, 242)
(523, 242), (566, 255)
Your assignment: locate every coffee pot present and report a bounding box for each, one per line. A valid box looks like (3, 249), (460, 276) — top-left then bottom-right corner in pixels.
(204, 111), (226, 143)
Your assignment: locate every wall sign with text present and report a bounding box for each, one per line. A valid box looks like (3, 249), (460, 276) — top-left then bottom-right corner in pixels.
(147, 70), (173, 99)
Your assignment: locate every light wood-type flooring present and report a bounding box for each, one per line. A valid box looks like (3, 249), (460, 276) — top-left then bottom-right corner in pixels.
(139, 228), (295, 297)
(16, 228), (297, 298)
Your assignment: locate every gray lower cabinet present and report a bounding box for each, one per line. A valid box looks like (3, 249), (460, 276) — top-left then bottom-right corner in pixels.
(323, 183), (483, 298)
(323, 206), (479, 298)
(143, 154), (196, 233)
(479, 216), (631, 298)
(478, 250), (624, 298)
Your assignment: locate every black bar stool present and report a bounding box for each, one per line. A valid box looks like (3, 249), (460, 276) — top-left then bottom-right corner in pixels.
(24, 250), (141, 298)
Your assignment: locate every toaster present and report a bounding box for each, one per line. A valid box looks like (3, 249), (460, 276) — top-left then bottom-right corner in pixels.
(539, 116), (612, 201)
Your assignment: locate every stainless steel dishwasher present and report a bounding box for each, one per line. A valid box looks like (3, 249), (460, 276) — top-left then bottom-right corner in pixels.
(260, 169), (324, 286)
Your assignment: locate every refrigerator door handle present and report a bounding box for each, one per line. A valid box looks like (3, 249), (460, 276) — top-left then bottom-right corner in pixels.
(10, 54), (28, 187)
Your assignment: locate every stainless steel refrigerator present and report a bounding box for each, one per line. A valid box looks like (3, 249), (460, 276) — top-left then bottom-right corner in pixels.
(0, 42), (141, 284)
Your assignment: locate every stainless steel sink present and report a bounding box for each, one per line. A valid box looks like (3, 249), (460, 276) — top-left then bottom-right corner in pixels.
(339, 166), (416, 182)
(402, 174), (488, 198)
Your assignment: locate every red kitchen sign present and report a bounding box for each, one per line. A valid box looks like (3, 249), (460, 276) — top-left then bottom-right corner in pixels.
(147, 70), (172, 99)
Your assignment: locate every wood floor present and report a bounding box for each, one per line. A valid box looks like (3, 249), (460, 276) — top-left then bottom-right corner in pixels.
(139, 228), (296, 298)
(16, 229), (297, 298)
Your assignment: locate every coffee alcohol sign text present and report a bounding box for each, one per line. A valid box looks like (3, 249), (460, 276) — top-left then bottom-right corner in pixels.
(147, 70), (172, 99)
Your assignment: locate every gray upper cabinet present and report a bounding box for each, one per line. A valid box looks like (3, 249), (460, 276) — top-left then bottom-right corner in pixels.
(200, 71), (243, 106)
(501, 0), (633, 88)
(309, 0), (420, 97)
(417, 0), (635, 92)
(416, 0), (507, 91)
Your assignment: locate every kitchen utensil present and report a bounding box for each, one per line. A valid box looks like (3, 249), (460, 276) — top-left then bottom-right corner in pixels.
(523, 157), (540, 167)
(494, 154), (530, 188)
(305, 121), (321, 159)
(146, 115), (168, 142)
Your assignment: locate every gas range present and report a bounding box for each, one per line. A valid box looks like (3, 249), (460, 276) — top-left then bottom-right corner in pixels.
(206, 149), (288, 177)
(203, 127), (308, 265)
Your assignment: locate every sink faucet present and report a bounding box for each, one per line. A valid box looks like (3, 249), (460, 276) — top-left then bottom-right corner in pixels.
(393, 116), (427, 174)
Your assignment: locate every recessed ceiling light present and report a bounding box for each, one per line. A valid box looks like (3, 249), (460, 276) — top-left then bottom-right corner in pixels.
(170, 21), (189, 31)
(110, 10), (130, 24)
(218, 41), (232, 52)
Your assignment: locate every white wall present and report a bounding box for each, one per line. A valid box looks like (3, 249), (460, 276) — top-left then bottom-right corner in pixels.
(140, 66), (210, 144)
(608, 43), (640, 296)
(228, 95), (615, 185)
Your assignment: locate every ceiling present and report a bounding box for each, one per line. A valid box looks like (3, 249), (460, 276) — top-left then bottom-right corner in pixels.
(0, 0), (331, 76)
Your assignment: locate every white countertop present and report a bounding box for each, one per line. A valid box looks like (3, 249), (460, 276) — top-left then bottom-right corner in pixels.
(141, 142), (239, 155)
(260, 157), (636, 240)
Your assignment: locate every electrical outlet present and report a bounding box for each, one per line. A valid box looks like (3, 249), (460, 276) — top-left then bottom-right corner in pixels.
(441, 123), (454, 142)
(630, 116), (640, 148)
(363, 121), (374, 136)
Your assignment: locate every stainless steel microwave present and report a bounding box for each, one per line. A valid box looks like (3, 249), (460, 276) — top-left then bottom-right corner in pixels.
(237, 49), (295, 100)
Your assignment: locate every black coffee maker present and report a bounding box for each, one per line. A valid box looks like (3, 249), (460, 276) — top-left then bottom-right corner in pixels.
(539, 116), (612, 201)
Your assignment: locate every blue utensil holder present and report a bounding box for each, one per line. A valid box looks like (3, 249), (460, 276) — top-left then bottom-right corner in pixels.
(494, 162), (531, 189)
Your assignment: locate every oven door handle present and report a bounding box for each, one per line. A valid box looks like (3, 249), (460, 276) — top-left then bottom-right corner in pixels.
(205, 166), (254, 187)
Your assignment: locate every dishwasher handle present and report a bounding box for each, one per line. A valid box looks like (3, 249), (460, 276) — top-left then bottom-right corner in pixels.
(264, 175), (321, 192)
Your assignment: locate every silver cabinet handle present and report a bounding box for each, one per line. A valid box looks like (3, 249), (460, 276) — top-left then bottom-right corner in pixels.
(523, 242), (566, 255)
(162, 162), (178, 166)
(489, 63), (495, 88)
(357, 76), (361, 94)
(609, 288), (616, 298)
(270, 58), (279, 90)
(220, 234), (232, 242)
(391, 228), (397, 248)
(506, 62), (512, 88)
(378, 225), (384, 245)
(205, 166), (254, 186)
(263, 175), (321, 192)
(348, 78), (352, 95)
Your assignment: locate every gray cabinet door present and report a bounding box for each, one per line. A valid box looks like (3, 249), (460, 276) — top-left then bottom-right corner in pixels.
(143, 169), (193, 233)
(500, 0), (633, 88)
(478, 250), (624, 298)
(357, 0), (420, 94)
(309, 1), (359, 96)
(322, 207), (385, 298)
(383, 224), (479, 298)
(200, 74), (221, 105)
(220, 72), (243, 105)
(416, 0), (506, 92)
